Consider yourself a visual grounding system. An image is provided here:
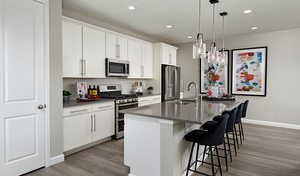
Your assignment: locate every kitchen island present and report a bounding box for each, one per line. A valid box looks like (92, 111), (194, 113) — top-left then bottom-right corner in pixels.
(122, 99), (241, 176)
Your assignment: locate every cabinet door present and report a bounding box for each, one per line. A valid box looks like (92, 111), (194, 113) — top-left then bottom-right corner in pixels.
(63, 20), (83, 77)
(64, 113), (92, 151)
(128, 39), (142, 78)
(83, 26), (106, 78)
(169, 47), (177, 66)
(93, 106), (115, 142)
(106, 33), (117, 59)
(142, 42), (153, 78)
(161, 45), (170, 65)
(118, 36), (128, 60)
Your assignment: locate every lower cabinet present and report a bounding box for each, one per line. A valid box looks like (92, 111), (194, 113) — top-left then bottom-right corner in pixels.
(138, 95), (161, 107)
(63, 102), (115, 152)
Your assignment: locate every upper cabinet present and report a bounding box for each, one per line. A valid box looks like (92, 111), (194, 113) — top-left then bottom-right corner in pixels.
(63, 20), (83, 78)
(141, 41), (154, 78)
(159, 43), (178, 66)
(106, 33), (128, 60)
(63, 18), (106, 78)
(83, 26), (106, 78)
(128, 39), (154, 79)
(62, 17), (154, 79)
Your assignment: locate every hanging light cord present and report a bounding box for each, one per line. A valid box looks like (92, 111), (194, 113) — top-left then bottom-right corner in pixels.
(212, 4), (216, 44)
(222, 15), (225, 51)
(197, 0), (202, 40)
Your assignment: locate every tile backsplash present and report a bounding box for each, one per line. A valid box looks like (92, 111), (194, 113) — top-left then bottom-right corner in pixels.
(63, 78), (158, 100)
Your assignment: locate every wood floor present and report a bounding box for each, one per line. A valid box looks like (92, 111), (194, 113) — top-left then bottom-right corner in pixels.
(27, 124), (300, 176)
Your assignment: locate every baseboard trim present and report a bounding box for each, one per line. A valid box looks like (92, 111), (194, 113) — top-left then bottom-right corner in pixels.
(128, 174), (136, 176)
(243, 119), (300, 130)
(46, 154), (65, 167)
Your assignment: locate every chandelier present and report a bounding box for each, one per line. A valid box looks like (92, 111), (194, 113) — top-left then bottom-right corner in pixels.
(193, 0), (207, 59)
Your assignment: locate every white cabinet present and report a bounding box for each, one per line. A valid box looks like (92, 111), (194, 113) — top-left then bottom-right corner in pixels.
(141, 42), (154, 78)
(128, 40), (154, 79)
(83, 26), (106, 78)
(138, 95), (161, 107)
(63, 20), (83, 77)
(106, 33), (128, 60)
(63, 102), (115, 152)
(92, 104), (115, 142)
(63, 18), (106, 78)
(128, 39), (142, 78)
(160, 43), (177, 66)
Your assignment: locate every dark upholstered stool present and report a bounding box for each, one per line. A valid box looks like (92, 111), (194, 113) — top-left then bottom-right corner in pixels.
(184, 114), (229, 176)
(202, 108), (239, 171)
(235, 103), (244, 146)
(240, 100), (249, 141)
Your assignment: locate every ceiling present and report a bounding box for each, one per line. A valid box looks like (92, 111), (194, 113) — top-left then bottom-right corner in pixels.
(63, 0), (300, 44)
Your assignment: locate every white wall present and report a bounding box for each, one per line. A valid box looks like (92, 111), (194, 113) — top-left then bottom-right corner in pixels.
(177, 28), (300, 126)
(49, 0), (63, 157)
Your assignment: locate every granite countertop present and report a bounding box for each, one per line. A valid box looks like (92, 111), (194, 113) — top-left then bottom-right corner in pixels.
(121, 99), (242, 124)
(63, 98), (114, 108)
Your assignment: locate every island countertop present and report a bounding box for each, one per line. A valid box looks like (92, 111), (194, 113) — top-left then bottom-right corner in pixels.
(121, 99), (242, 124)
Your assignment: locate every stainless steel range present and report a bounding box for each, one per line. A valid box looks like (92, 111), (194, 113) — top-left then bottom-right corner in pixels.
(99, 85), (138, 139)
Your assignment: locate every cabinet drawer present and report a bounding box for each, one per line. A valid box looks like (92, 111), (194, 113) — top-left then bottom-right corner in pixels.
(92, 102), (114, 112)
(63, 105), (92, 117)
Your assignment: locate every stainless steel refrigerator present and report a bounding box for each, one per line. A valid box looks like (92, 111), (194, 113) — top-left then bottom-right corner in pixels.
(161, 64), (181, 101)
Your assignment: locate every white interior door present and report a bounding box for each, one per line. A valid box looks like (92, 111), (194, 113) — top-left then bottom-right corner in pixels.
(0, 0), (47, 175)
(83, 26), (106, 78)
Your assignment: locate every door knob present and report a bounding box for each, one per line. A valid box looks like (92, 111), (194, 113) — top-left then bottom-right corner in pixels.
(38, 104), (46, 110)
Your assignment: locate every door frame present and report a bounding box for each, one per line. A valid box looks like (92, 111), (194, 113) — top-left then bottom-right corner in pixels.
(39, 0), (52, 168)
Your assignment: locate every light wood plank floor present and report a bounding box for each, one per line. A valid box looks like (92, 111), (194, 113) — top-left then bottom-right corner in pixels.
(27, 124), (300, 176)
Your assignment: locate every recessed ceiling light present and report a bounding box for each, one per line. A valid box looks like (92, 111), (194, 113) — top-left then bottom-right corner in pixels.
(166, 25), (173, 29)
(187, 36), (193, 39)
(128, 5), (136, 10)
(251, 26), (258, 30)
(243, 9), (252, 14)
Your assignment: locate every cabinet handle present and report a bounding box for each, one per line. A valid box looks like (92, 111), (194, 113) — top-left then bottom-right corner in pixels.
(83, 60), (87, 75)
(116, 44), (120, 58)
(93, 114), (96, 132)
(91, 114), (93, 132)
(70, 109), (88, 113)
(81, 60), (84, 76)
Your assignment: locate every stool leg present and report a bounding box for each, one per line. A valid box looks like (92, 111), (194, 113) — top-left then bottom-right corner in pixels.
(223, 142), (228, 171)
(234, 125), (240, 149)
(195, 143), (200, 170)
(238, 123), (243, 144)
(202, 145), (207, 164)
(226, 132), (233, 162)
(209, 146), (215, 176)
(241, 122), (245, 141)
(232, 131), (238, 156)
(186, 142), (195, 176)
(215, 146), (223, 176)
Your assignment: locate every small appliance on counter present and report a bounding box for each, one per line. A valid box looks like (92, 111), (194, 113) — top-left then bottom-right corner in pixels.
(131, 81), (143, 96)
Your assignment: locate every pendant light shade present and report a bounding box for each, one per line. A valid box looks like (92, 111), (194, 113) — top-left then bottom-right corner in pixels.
(220, 11), (228, 64)
(207, 0), (219, 64)
(193, 0), (207, 59)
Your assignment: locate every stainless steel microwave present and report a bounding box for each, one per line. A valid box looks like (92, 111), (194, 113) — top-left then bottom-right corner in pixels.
(106, 58), (129, 77)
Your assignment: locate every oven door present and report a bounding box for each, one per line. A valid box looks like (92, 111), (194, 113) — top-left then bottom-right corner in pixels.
(106, 58), (129, 77)
(115, 102), (138, 139)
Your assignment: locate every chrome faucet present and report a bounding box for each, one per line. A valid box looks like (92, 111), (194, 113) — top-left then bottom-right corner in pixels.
(187, 81), (198, 99)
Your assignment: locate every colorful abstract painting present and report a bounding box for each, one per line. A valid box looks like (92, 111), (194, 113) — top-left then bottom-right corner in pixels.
(231, 47), (267, 96)
(200, 50), (229, 94)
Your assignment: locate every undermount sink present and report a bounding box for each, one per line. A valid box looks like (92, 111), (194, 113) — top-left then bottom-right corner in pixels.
(175, 99), (198, 105)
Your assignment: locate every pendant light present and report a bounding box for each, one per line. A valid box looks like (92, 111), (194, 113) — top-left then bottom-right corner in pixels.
(207, 0), (219, 64)
(193, 0), (207, 59)
(220, 11), (228, 64)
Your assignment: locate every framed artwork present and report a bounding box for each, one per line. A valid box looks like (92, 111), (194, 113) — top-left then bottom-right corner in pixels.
(231, 47), (268, 96)
(200, 50), (229, 94)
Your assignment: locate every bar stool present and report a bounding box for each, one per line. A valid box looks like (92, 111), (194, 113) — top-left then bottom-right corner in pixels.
(235, 103), (244, 145)
(240, 100), (249, 141)
(184, 114), (229, 176)
(202, 108), (239, 171)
